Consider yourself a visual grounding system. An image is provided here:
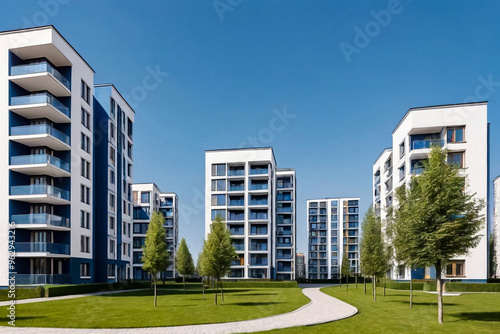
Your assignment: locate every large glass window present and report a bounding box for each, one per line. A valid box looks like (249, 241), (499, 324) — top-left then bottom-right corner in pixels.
(447, 127), (465, 143)
(212, 164), (226, 176)
(211, 194), (226, 206)
(447, 152), (465, 168)
(211, 209), (226, 220)
(211, 179), (227, 191)
(141, 192), (150, 204)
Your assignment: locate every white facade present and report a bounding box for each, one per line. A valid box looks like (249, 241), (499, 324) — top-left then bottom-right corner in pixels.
(1, 26), (95, 286)
(494, 176), (500, 278)
(205, 147), (296, 279)
(306, 198), (360, 279)
(373, 102), (489, 282)
(131, 183), (178, 280)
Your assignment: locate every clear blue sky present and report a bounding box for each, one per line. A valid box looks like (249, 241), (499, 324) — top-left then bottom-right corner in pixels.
(2, 0), (499, 259)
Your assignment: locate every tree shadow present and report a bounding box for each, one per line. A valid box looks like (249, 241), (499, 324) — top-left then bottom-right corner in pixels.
(229, 301), (283, 306)
(392, 301), (458, 306)
(449, 312), (500, 322)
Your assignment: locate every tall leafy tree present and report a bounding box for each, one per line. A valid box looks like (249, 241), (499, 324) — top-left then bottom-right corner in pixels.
(393, 146), (484, 323)
(202, 215), (236, 305)
(176, 238), (195, 294)
(196, 251), (206, 299)
(360, 207), (390, 302)
(142, 211), (169, 307)
(341, 251), (350, 291)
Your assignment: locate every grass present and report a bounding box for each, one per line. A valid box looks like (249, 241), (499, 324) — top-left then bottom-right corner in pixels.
(1, 283), (309, 328)
(259, 284), (500, 334)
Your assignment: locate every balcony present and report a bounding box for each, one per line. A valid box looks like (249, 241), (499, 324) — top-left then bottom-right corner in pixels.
(9, 61), (71, 96)
(229, 199), (244, 206)
(277, 230), (292, 236)
(15, 274), (71, 285)
(10, 93), (70, 123)
(277, 207), (293, 213)
(277, 253), (292, 260)
(277, 182), (292, 189)
(11, 213), (70, 230)
(249, 199), (268, 206)
(249, 168), (268, 175)
(10, 154), (70, 178)
(277, 242), (292, 247)
(10, 124), (70, 151)
(14, 242), (70, 256)
(10, 184), (70, 205)
(228, 168), (245, 176)
(412, 139), (444, 150)
(229, 184), (244, 192)
(249, 183), (268, 191)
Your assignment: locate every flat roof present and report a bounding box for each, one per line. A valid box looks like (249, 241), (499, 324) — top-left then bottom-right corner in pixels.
(373, 148), (392, 165)
(95, 83), (136, 114)
(206, 147), (277, 163)
(392, 101), (488, 135)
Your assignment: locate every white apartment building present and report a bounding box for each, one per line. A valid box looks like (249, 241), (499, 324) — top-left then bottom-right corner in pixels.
(205, 147), (296, 279)
(306, 198), (360, 279)
(373, 102), (489, 282)
(132, 183), (178, 280)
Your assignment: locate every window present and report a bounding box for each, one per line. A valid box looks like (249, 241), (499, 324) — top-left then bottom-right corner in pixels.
(212, 164), (226, 176)
(123, 221), (127, 235)
(447, 152), (465, 168)
(110, 123), (115, 139)
(81, 159), (90, 179)
(211, 209), (226, 220)
(110, 170), (115, 184)
(108, 264), (115, 277)
(127, 142), (133, 159)
(123, 242), (127, 255)
(111, 98), (116, 118)
(80, 235), (90, 253)
(127, 163), (132, 177)
(81, 133), (90, 153)
(80, 185), (90, 204)
(81, 108), (90, 129)
(127, 118), (133, 138)
(81, 80), (91, 104)
(110, 146), (115, 166)
(109, 239), (115, 254)
(211, 179), (226, 191)
(447, 127), (465, 143)
(399, 164), (405, 181)
(80, 210), (90, 229)
(80, 263), (90, 277)
(141, 192), (150, 204)
(211, 194), (226, 206)
(446, 260), (465, 277)
(109, 216), (115, 230)
(399, 141), (405, 158)
(110, 194), (115, 210)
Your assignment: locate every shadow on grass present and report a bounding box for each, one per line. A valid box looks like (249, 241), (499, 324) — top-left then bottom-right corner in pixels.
(229, 301), (284, 306)
(100, 288), (257, 298)
(449, 312), (500, 322)
(392, 301), (458, 306)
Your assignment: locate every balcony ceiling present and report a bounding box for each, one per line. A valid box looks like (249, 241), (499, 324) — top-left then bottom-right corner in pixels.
(9, 73), (71, 97)
(9, 194), (70, 205)
(10, 104), (70, 123)
(9, 164), (70, 178)
(10, 44), (72, 67)
(13, 224), (70, 231)
(408, 126), (443, 135)
(14, 252), (70, 258)
(9, 134), (70, 151)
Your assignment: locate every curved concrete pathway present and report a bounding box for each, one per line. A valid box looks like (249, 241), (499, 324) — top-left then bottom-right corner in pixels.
(1, 287), (357, 334)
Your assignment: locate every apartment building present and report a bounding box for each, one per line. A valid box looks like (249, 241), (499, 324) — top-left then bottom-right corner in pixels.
(373, 102), (489, 282)
(306, 198), (360, 279)
(494, 176), (500, 278)
(0, 26), (135, 286)
(205, 147), (296, 279)
(132, 183), (178, 280)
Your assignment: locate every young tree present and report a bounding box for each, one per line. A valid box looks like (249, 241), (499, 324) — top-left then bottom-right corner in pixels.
(142, 211), (169, 307)
(394, 146), (485, 323)
(202, 215), (237, 305)
(341, 251), (350, 291)
(360, 207), (390, 302)
(196, 252), (206, 299)
(176, 238), (195, 294)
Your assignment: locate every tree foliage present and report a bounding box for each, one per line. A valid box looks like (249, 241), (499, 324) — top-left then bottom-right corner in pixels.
(176, 238), (195, 294)
(201, 215), (237, 305)
(392, 146), (485, 323)
(142, 211), (169, 307)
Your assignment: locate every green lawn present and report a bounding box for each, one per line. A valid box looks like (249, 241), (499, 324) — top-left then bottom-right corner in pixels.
(2, 283), (309, 328)
(260, 284), (500, 334)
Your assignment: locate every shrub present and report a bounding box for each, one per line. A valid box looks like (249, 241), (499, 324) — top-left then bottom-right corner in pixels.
(221, 281), (298, 288)
(445, 283), (500, 292)
(45, 281), (148, 297)
(0, 286), (44, 301)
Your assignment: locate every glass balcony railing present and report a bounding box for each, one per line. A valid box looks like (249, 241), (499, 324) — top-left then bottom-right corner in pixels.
(229, 200), (244, 206)
(249, 213), (268, 220)
(229, 185), (244, 191)
(249, 184), (268, 190)
(250, 168), (268, 175)
(11, 213), (70, 228)
(232, 243), (245, 251)
(14, 274), (71, 285)
(250, 244), (268, 251)
(14, 242), (70, 254)
(411, 167), (425, 175)
(10, 61), (70, 90)
(277, 183), (292, 189)
(10, 93), (70, 118)
(277, 265), (292, 272)
(277, 253), (292, 259)
(277, 207), (293, 213)
(412, 139), (444, 150)
(277, 242), (292, 247)
(10, 184), (70, 200)
(228, 169), (245, 176)
(249, 199), (268, 205)
(277, 218), (292, 225)
(10, 124), (70, 146)
(250, 260), (268, 266)
(277, 230), (292, 236)
(10, 154), (70, 172)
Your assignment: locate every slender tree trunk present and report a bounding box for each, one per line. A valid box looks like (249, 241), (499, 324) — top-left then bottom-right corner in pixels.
(436, 260), (443, 324)
(410, 268), (413, 308)
(183, 275), (186, 295)
(214, 278), (218, 305)
(364, 276), (367, 295)
(383, 282), (386, 296)
(355, 273), (358, 289)
(339, 276), (342, 288)
(373, 275), (376, 302)
(202, 277), (205, 299)
(221, 280), (224, 304)
(154, 276), (157, 307)
(346, 275), (348, 291)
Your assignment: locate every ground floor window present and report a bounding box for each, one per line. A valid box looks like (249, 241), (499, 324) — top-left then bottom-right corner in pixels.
(446, 260), (465, 277)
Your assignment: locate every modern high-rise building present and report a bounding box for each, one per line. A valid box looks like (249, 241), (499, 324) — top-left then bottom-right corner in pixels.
(131, 183), (178, 280)
(295, 253), (305, 279)
(0, 26), (134, 286)
(494, 176), (500, 278)
(373, 102), (489, 282)
(205, 147), (296, 279)
(306, 198), (360, 279)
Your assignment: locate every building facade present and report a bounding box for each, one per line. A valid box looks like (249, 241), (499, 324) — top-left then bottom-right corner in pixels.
(0, 26), (135, 286)
(306, 198), (360, 279)
(131, 183), (178, 280)
(373, 102), (489, 282)
(494, 176), (500, 278)
(205, 148), (296, 279)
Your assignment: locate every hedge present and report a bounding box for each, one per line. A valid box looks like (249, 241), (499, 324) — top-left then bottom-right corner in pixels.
(221, 281), (298, 288)
(0, 286), (44, 301)
(445, 282), (500, 292)
(44, 281), (149, 297)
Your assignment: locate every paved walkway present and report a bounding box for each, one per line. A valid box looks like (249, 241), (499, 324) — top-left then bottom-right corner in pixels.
(1, 287), (357, 334)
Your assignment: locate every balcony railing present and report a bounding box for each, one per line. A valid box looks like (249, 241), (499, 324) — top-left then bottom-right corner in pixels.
(10, 124), (70, 146)
(10, 184), (70, 200)
(277, 253), (292, 259)
(10, 92), (70, 118)
(249, 184), (268, 190)
(10, 154), (70, 172)
(277, 242), (292, 247)
(249, 168), (268, 175)
(277, 182), (292, 189)
(249, 199), (268, 205)
(250, 259), (268, 266)
(250, 244), (268, 251)
(411, 167), (425, 175)
(277, 230), (292, 236)
(14, 274), (71, 285)
(412, 139), (444, 150)
(228, 169), (245, 176)
(229, 200), (244, 206)
(277, 207), (292, 213)
(229, 185), (244, 191)
(232, 244), (245, 251)
(11, 213), (70, 228)
(11, 61), (70, 90)
(14, 242), (70, 255)
(249, 213), (268, 220)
